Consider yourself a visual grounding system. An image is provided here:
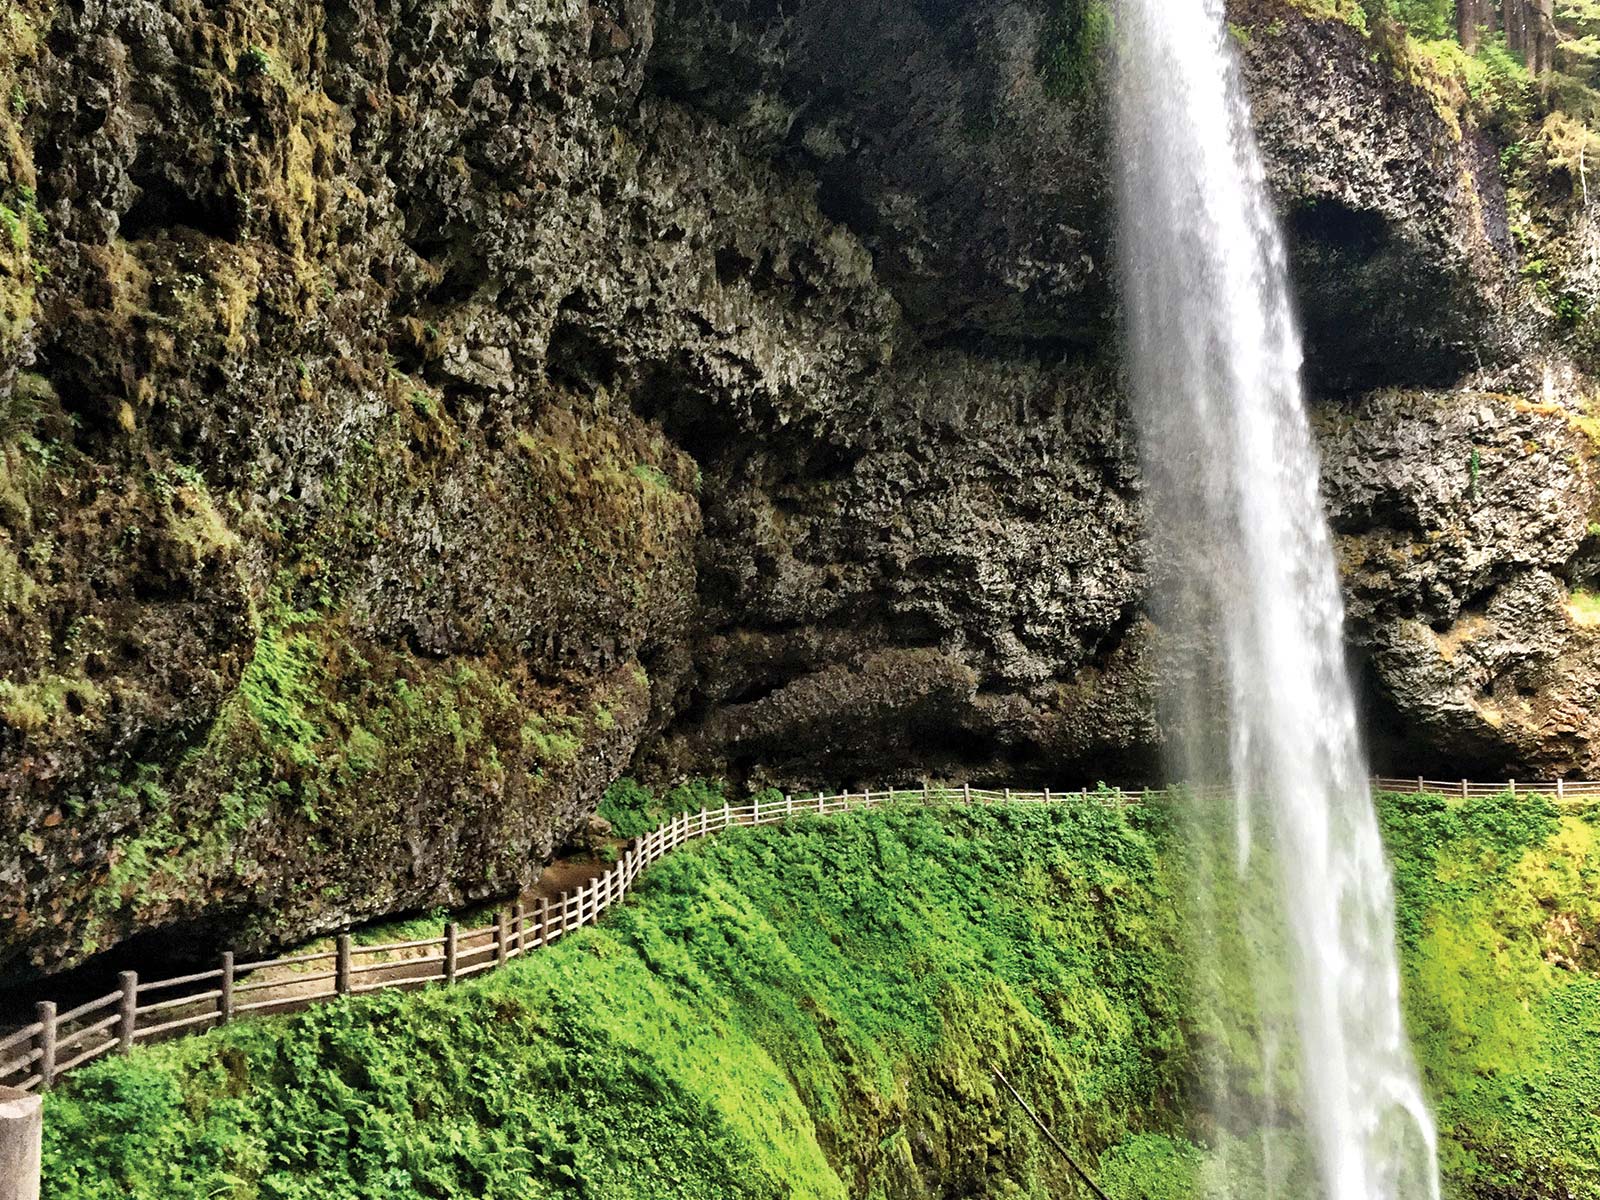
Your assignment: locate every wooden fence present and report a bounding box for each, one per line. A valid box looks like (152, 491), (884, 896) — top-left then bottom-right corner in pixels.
(2, 776), (1591, 1094)
(1370, 775), (1600, 799)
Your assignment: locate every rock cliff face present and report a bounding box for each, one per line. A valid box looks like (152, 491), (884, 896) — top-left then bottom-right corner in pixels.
(0, 0), (1594, 976)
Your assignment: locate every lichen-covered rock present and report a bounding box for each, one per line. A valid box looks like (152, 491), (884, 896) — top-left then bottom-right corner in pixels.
(0, 0), (733, 975)
(652, 0), (1115, 344)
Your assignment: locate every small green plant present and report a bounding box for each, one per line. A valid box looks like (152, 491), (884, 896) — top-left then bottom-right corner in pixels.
(631, 463), (673, 491)
(598, 777), (729, 838)
(597, 776), (655, 837)
(520, 712), (582, 765)
(239, 45), (275, 78)
(0, 203), (22, 251)
(0, 372), (45, 441)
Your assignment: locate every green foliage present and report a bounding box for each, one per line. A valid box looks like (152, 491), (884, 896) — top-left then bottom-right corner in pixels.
(1377, 789), (1600, 1197)
(597, 777), (729, 839)
(1283, 0), (1370, 28)
(1571, 587), (1600, 622)
(596, 776), (656, 838)
(0, 369), (46, 442)
(1358, 0), (1452, 38)
(239, 606), (325, 768)
(239, 45), (276, 79)
(520, 712), (582, 766)
(39, 794), (1600, 1198)
(42, 805), (1189, 1200)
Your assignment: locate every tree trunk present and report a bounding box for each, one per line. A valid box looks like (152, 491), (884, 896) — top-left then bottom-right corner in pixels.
(1503, 0), (1524, 56)
(1458, 0), (1481, 53)
(1534, 0), (1555, 77)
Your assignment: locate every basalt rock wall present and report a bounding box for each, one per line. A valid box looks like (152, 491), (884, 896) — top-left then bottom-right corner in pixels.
(0, 0), (1588, 976)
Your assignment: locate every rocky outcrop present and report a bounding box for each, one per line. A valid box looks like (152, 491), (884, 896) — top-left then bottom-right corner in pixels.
(650, 0), (1115, 345)
(1235, 0), (1518, 392)
(1318, 379), (1600, 774)
(0, 0), (1582, 978)
(650, 351), (1152, 786)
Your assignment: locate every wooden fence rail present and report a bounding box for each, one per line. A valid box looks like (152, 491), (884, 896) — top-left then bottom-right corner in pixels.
(1, 775), (1591, 1093)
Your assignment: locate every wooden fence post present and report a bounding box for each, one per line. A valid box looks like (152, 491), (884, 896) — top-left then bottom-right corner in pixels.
(700, 808), (709, 836)
(444, 923), (459, 984)
(785, 793), (793, 818)
(495, 909), (509, 967)
(1510, 778), (1517, 797)
(817, 792), (825, 813)
(537, 899), (549, 948)
(220, 952), (235, 1024)
(0, 1085), (43, 1200)
(117, 972), (138, 1053)
(962, 782), (971, 804)
(1557, 778), (1565, 800)
(1044, 786), (1051, 803)
(335, 934), (352, 997)
(34, 1004), (54, 1093)
(1461, 779), (1468, 798)
(512, 903), (525, 955)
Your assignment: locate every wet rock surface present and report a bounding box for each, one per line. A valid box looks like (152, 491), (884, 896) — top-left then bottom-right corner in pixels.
(0, 0), (1583, 976)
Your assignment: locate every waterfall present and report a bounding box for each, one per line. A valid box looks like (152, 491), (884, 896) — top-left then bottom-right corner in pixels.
(1109, 3), (1441, 1198)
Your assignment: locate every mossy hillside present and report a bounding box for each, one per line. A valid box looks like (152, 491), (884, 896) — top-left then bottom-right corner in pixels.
(39, 803), (1192, 1200)
(36, 790), (1600, 1199)
(1379, 789), (1600, 1198)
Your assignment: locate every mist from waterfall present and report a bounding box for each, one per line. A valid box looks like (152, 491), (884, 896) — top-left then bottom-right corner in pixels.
(1109, 2), (1441, 1198)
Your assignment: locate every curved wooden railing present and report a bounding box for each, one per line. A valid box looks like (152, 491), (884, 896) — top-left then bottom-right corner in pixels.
(2, 776), (1591, 1094)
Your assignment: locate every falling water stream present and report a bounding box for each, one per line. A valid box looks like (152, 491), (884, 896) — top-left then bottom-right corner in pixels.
(1110, 2), (1441, 1198)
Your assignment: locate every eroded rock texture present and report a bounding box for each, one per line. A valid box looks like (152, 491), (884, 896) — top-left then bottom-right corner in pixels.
(0, 0), (1592, 976)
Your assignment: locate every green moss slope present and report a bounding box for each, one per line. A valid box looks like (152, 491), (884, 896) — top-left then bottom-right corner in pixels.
(35, 794), (1600, 1199)
(1382, 789), (1600, 1198)
(40, 804), (1189, 1200)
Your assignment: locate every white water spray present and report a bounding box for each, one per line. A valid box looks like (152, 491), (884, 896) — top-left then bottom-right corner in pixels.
(1110, 3), (1440, 1198)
